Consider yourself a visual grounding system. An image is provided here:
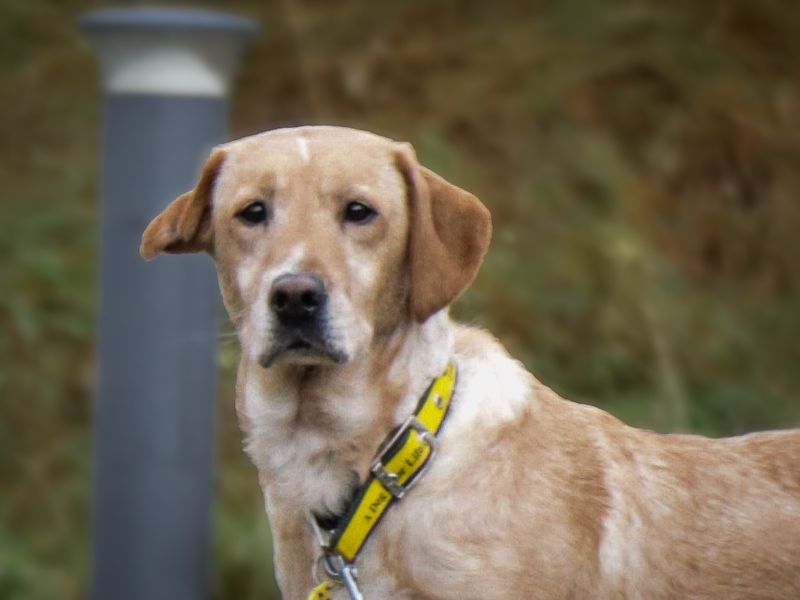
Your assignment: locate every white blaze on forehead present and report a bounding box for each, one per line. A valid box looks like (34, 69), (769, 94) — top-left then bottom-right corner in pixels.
(296, 136), (311, 164)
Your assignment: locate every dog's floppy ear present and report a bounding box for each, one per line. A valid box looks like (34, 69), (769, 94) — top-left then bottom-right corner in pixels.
(140, 150), (226, 260)
(395, 143), (492, 323)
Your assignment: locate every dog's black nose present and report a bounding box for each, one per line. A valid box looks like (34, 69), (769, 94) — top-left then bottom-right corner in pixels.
(269, 273), (327, 320)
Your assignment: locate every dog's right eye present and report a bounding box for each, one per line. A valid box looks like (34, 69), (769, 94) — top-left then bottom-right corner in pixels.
(237, 201), (269, 225)
(343, 201), (377, 224)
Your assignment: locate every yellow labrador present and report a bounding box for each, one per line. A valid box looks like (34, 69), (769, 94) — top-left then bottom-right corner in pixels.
(141, 126), (800, 599)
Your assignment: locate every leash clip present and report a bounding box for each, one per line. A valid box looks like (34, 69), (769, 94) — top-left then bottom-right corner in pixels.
(314, 551), (364, 600)
(371, 415), (437, 499)
(310, 515), (364, 600)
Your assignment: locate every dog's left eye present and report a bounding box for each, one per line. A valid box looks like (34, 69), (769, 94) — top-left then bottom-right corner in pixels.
(238, 201), (269, 225)
(343, 201), (377, 224)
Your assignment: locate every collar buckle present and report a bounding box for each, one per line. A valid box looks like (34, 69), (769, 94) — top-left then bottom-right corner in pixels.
(370, 415), (437, 499)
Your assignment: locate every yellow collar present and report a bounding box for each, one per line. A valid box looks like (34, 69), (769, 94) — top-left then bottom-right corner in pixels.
(308, 362), (457, 600)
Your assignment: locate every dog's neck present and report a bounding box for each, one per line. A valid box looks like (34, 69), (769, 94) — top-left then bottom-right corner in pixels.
(238, 311), (453, 518)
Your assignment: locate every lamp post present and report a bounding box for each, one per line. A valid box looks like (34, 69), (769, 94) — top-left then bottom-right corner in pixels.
(81, 9), (255, 599)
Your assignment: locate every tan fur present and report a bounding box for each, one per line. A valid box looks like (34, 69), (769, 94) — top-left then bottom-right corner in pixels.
(394, 144), (491, 322)
(142, 126), (800, 599)
(140, 150), (225, 259)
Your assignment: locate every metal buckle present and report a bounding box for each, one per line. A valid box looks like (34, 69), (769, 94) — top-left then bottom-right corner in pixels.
(370, 415), (437, 499)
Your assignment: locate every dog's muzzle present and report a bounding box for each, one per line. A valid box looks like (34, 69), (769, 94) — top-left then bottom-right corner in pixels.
(259, 272), (346, 367)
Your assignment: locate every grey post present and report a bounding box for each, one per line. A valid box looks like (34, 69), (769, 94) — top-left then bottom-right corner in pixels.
(81, 9), (255, 600)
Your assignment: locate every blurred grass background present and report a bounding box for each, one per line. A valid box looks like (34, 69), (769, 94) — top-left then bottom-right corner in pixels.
(1, 0), (799, 598)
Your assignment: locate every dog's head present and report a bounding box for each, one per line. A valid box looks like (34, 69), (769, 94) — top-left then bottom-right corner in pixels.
(140, 126), (491, 368)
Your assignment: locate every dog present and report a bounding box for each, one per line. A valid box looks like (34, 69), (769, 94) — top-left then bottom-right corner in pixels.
(141, 126), (800, 599)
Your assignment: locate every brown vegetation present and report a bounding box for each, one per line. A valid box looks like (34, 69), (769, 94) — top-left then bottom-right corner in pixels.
(1, 0), (798, 598)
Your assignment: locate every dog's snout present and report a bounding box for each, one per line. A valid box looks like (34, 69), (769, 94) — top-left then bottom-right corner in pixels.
(269, 273), (327, 320)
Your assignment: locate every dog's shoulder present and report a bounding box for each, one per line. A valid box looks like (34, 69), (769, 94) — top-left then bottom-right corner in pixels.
(449, 322), (534, 429)
(447, 321), (622, 436)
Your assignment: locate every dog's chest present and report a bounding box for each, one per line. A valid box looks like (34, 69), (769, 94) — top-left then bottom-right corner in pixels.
(259, 429), (359, 510)
(240, 377), (374, 516)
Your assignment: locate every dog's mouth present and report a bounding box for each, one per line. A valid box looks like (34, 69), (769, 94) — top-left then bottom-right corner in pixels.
(287, 339), (312, 352)
(259, 334), (348, 368)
